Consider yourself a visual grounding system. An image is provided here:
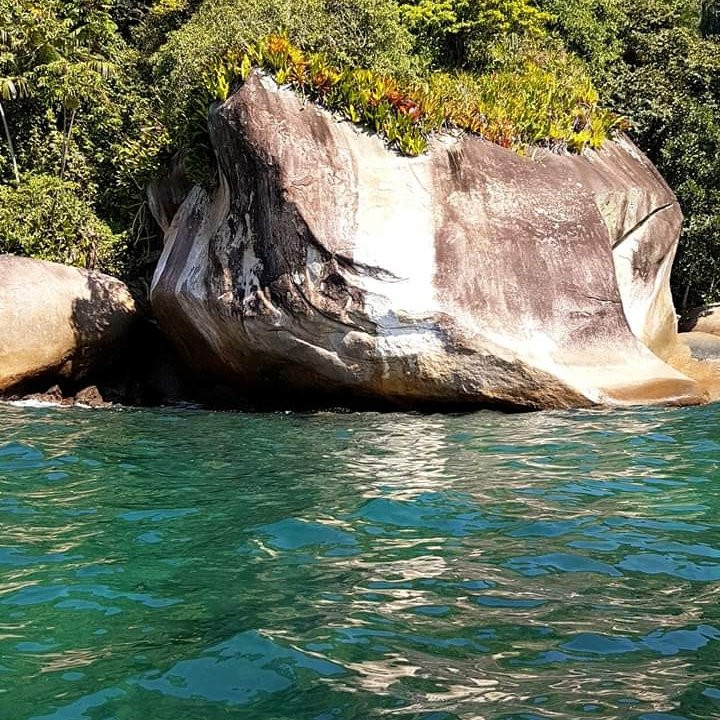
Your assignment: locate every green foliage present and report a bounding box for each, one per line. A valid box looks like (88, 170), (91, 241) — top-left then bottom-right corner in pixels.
(702, 0), (720, 34)
(151, 0), (416, 184)
(613, 22), (720, 307)
(538, 0), (626, 81)
(425, 44), (624, 151)
(0, 0), (169, 279)
(0, 0), (119, 107)
(1, 0), (718, 309)
(154, 0), (414, 80)
(0, 174), (119, 269)
(221, 35), (431, 154)
(398, 0), (551, 68)
(211, 34), (620, 158)
(537, 0), (720, 306)
(120, 0), (200, 54)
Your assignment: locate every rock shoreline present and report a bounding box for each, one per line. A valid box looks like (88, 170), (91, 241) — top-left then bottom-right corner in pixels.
(2, 384), (112, 409)
(2, 75), (719, 411)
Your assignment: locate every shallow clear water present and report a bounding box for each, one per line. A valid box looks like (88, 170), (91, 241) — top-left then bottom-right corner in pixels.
(0, 403), (719, 720)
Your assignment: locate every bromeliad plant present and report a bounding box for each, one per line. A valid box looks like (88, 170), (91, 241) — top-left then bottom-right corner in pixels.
(206, 33), (626, 156)
(208, 34), (433, 154)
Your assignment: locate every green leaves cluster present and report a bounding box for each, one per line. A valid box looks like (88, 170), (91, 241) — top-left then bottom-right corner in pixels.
(638, 28), (720, 308)
(151, 0), (415, 177)
(398, 0), (551, 68)
(223, 36), (433, 155)
(0, 0), (119, 122)
(0, 174), (118, 269)
(0, 0), (170, 279)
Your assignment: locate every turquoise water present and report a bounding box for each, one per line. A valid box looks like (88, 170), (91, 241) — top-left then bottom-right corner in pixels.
(0, 404), (719, 720)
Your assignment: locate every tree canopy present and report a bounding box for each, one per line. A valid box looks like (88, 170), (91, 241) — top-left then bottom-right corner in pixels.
(0, 0), (718, 308)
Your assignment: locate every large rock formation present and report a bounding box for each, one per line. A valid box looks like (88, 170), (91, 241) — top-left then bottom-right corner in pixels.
(0, 255), (136, 393)
(150, 71), (703, 409)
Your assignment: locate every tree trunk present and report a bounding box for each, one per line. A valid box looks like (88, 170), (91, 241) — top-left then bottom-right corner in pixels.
(0, 99), (20, 184)
(59, 107), (77, 182)
(682, 282), (691, 311)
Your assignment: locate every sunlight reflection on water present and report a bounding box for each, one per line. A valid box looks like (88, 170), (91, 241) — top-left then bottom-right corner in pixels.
(0, 403), (718, 719)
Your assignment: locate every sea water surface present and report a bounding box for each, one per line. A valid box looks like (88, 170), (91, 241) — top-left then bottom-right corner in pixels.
(0, 403), (719, 720)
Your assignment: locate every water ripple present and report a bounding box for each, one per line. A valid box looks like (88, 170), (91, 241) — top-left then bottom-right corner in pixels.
(0, 403), (718, 719)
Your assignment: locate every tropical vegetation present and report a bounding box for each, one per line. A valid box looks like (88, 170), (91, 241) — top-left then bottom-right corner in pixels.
(0, 0), (718, 307)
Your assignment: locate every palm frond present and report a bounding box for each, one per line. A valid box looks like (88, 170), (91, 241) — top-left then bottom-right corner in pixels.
(0, 75), (30, 100)
(87, 60), (117, 79)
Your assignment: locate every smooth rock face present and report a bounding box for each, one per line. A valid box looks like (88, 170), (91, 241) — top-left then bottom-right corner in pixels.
(151, 71), (702, 409)
(678, 331), (720, 361)
(0, 255), (136, 392)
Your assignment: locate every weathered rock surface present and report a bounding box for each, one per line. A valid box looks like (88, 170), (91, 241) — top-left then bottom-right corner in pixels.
(148, 156), (193, 234)
(0, 255), (136, 393)
(678, 331), (720, 362)
(151, 71), (703, 409)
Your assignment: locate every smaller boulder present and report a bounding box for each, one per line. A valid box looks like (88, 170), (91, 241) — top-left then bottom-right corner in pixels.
(679, 304), (720, 336)
(21, 384), (65, 406)
(0, 255), (136, 393)
(74, 385), (111, 408)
